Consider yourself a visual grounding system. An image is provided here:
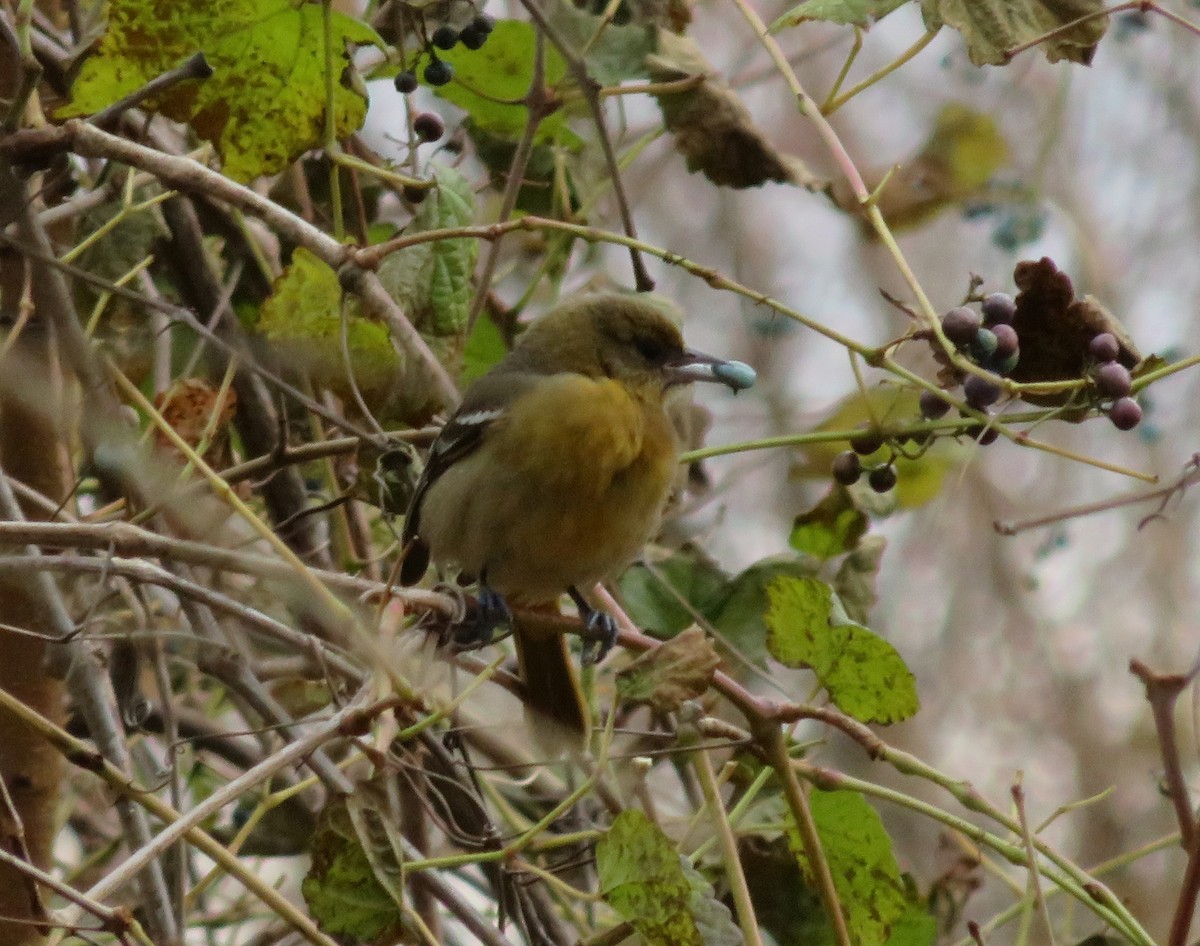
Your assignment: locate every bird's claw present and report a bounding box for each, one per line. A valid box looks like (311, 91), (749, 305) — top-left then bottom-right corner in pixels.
(452, 584), (513, 650)
(580, 610), (619, 666)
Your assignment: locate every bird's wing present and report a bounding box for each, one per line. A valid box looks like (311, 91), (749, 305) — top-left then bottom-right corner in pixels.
(399, 371), (537, 585)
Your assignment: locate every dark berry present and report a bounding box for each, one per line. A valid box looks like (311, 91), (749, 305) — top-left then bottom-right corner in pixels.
(970, 328), (998, 363)
(831, 451), (862, 486)
(471, 13), (495, 33)
(459, 26), (487, 49)
(977, 425), (1000, 446)
(430, 25), (459, 49)
(849, 427), (884, 456)
(1109, 397), (1142, 430)
(1088, 332), (1120, 364)
(1093, 362), (1132, 399)
(981, 292), (1016, 326)
(412, 111), (445, 142)
(612, 0), (633, 24)
(919, 389), (951, 419)
(964, 374), (1002, 410)
(423, 58), (453, 86)
(942, 306), (982, 346)
(868, 465), (897, 493)
(394, 70), (418, 94)
(991, 351), (1020, 376)
(991, 323), (1019, 359)
(403, 184), (429, 204)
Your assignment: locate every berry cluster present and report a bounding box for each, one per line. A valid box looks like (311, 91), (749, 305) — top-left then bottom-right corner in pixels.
(831, 429), (898, 494)
(393, 13), (495, 91)
(1088, 333), (1141, 429)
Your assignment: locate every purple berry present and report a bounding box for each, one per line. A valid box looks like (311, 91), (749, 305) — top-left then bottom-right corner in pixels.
(832, 451), (862, 486)
(868, 465), (897, 493)
(991, 323), (1019, 359)
(1089, 332), (1120, 364)
(1109, 397), (1142, 430)
(964, 374), (1002, 409)
(1094, 362), (1132, 399)
(412, 111), (445, 142)
(849, 428), (884, 456)
(942, 306), (982, 346)
(919, 389), (952, 419)
(460, 25), (487, 49)
(981, 292), (1016, 326)
(423, 58), (453, 86)
(431, 25), (459, 49)
(471, 13), (496, 33)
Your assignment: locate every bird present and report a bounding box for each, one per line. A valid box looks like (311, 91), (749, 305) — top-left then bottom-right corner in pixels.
(400, 291), (755, 745)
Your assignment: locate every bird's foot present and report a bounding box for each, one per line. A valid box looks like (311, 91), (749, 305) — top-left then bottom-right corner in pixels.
(568, 586), (619, 666)
(580, 610), (619, 666)
(452, 581), (513, 650)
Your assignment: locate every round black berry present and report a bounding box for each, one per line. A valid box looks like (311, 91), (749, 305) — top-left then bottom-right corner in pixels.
(849, 428), (884, 456)
(942, 306), (982, 346)
(919, 389), (951, 419)
(430, 25), (459, 50)
(832, 451), (862, 486)
(1088, 332), (1120, 364)
(1093, 362), (1132, 399)
(970, 328), (998, 364)
(980, 292), (1016, 326)
(423, 58), (454, 87)
(964, 374), (1002, 410)
(977, 424), (999, 446)
(1109, 397), (1142, 431)
(394, 70), (419, 94)
(471, 13), (495, 33)
(868, 465), (897, 493)
(459, 25), (487, 49)
(412, 111), (445, 142)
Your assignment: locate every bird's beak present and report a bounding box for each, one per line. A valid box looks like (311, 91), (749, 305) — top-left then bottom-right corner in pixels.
(665, 349), (757, 392)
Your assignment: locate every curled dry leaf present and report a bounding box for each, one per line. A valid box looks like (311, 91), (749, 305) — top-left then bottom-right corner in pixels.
(616, 626), (720, 714)
(153, 378), (238, 466)
(832, 104), (1008, 235)
(1009, 256), (1141, 406)
(646, 30), (825, 191)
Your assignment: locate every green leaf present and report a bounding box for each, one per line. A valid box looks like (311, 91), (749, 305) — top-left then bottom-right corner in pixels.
(788, 790), (912, 946)
(257, 246), (400, 404)
(596, 810), (704, 946)
(920, 0), (1106, 66)
(467, 119), (579, 217)
(302, 796), (403, 942)
(710, 558), (820, 669)
(789, 486), (867, 561)
(619, 549), (731, 639)
(772, 0), (909, 30)
(549, 4), (655, 85)
(61, 0), (382, 181)
(377, 163), (478, 357)
(432, 20), (580, 147)
(885, 904), (937, 946)
(764, 577), (918, 723)
(461, 311), (508, 383)
(833, 535), (886, 626)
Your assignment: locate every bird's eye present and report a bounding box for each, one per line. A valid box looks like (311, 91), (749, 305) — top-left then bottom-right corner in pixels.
(634, 337), (668, 364)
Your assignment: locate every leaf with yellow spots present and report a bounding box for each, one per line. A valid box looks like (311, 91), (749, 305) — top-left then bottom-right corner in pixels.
(61, 0), (382, 181)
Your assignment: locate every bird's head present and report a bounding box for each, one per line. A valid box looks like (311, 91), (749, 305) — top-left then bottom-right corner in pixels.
(511, 292), (756, 394)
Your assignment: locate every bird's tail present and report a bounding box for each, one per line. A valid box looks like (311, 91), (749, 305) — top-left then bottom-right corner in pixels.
(511, 608), (589, 753)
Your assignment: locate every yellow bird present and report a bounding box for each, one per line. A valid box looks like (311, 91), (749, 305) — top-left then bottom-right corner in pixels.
(401, 291), (754, 742)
